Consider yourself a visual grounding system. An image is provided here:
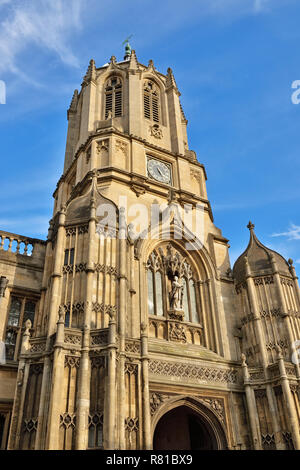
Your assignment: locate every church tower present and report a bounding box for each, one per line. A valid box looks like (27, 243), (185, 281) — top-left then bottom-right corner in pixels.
(1, 46), (299, 451)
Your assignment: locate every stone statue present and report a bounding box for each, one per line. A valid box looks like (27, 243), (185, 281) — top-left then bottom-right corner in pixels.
(169, 275), (183, 310)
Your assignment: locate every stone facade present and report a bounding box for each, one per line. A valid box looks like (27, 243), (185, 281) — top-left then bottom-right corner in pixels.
(0, 49), (299, 450)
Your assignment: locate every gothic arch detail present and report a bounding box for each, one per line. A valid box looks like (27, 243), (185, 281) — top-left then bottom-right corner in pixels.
(151, 396), (228, 450)
(145, 241), (220, 352)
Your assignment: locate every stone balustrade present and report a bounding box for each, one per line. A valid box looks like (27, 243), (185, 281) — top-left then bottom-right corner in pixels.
(0, 230), (46, 258)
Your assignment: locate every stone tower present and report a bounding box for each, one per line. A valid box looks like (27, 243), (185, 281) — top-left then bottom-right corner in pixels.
(0, 48), (299, 451)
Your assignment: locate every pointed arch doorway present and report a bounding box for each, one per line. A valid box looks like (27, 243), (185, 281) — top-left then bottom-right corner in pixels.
(152, 399), (228, 450)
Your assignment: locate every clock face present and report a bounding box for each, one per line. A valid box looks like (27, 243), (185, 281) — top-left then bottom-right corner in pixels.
(147, 158), (171, 184)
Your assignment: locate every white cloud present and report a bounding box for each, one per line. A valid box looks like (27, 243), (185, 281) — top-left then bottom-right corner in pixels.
(0, 0), (83, 75)
(296, 259), (300, 264)
(253, 0), (269, 12)
(272, 224), (300, 241)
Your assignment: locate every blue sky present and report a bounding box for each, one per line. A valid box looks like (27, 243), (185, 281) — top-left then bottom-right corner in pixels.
(0, 0), (299, 267)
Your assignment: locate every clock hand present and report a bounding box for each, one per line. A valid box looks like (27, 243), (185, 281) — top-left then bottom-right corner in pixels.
(157, 167), (164, 177)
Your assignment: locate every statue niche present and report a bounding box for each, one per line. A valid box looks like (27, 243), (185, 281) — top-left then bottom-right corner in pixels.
(168, 274), (184, 321)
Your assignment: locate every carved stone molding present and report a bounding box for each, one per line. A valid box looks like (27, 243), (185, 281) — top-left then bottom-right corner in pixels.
(23, 418), (38, 433)
(249, 369), (265, 381)
(149, 124), (163, 139)
(199, 397), (225, 423)
(149, 360), (238, 384)
(190, 169), (202, 183)
(149, 393), (170, 416)
(266, 338), (288, 355)
(260, 308), (281, 318)
(63, 301), (85, 317)
(90, 356), (105, 369)
(92, 302), (117, 317)
(254, 389), (267, 399)
(168, 322), (187, 343)
(64, 356), (80, 368)
(125, 417), (139, 432)
(94, 263), (118, 276)
(29, 339), (46, 354)
(60, 412), (76, 429)
(125, 340), (140, 354)
(96, 139), (109, 154)
(90, 330), (108, 347)
(64, 332), (82, 346)
(280, 277), (294, 287)
(115, 139), (128, 156)
(254, 276), (274, 286)
(125, 362), (138, 375)
(65, 225), (89, 236)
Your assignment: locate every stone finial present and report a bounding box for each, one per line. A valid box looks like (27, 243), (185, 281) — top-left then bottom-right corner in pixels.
(129, 49), (139, 70)
(247, 221), (255, 231)
(110, 55), (116, 65)
(47, 220), (54, 240)
(166, 67), (178, 90)
(241, 353), (247, 366)
(83, 59), (96, 83)
(69, 89), (78, 112)
(148, 59), (154, 69)
(288, 258), (294, 266)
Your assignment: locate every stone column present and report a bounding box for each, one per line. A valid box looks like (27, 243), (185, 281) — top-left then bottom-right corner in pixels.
(245, 257), (284, 449)
(47, 206), (66, 340)
(106, 312), (117, 450)
(276, 346), (300, 449)
(35, 355), (51, 450)
(46, 307), (65, 450)
(288, 260), (300, 309)
(75, 180), (97, 450)
(270, 254), (300, 378)
(196, 281), (209, 348)
(141, 323), (151, 450)
(35, 222), (55, 449)
(118, 207), (127, 449)
(241, 354), (261, 450)
(206, 279), (221, 355)
(7, 321), (32, 449)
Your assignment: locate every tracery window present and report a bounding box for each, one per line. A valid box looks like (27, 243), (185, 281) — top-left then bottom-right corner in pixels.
(4, 295), (37, 361)
(144, 80), (160, 123)
(146, 244), (200, 324)
(105, 76), (122, 118)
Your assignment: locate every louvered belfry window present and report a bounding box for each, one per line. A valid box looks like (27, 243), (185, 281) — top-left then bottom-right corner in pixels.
(105, 76), (122, 118)
(144, 80), (160, 123)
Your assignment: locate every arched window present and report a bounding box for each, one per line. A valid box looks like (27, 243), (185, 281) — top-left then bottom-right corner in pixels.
(147, 252), (164, 316)
(146, 244), (200, 324)
(4, 295), (37, 361)
(104, 76), (122, 118)
(144, 80), (160, 123)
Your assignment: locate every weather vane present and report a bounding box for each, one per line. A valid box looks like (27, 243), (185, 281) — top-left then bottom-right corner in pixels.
(122, 35), (133, 60)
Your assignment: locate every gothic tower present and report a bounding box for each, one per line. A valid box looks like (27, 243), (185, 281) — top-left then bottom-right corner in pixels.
(0, 47), (299, 450)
